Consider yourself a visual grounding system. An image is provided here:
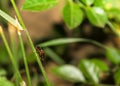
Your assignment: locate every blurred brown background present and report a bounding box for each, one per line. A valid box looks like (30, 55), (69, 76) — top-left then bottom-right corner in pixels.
(10, 0), (65, 40)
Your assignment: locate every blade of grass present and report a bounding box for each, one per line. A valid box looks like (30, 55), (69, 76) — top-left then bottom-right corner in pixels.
(10, 0), (26, 29)
(0, 7), (51, 86)
(8, 24), (18, 62)
(44, 48), (65, 65)
(39, 38), (107, 50)
(25, 29), (51, 86)
(8, 23), (19, 86)
(18, 30), (32, 86)
(0, 26), (22, 83)
(10, 0), (51, 86)
(0, 9), (16, 27)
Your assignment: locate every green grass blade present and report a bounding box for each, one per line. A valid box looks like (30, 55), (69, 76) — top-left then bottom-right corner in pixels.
(44, 48), (65, 65)
(18, 31), (32, 86)
(39, 38), (107, 49)
(0, 9), (23, 30)
(0, 9), (16, 26)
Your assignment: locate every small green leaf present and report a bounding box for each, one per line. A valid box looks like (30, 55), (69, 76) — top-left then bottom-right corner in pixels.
(85, 7), (108, 27)
(22, 0), (58, 12)
(79, 60), (100, 84)
(62, 1), (83, 29)
(91, 59), (109, 71)
(81, 0), (94, 6)
(0, 77), (14, 86)
(94, 0), (110, 9)
(106, 47), (120, 64)
(52, 65), (86, 83)
(114, 68), (120, 85)
(94, 0), (120, 10)
(94, 0), (120, 21)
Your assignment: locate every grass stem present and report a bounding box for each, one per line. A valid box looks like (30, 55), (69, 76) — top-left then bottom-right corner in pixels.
(10, 0), (26, 29)
(8, 24), (18, 62)
(10, 0), (51, 86)
(25, 30), (51, 86)
(107, 21), (120, 37)
(0, 26), (22, 83)
(44, 47), (65, 65)
(18, 30), (32, 86)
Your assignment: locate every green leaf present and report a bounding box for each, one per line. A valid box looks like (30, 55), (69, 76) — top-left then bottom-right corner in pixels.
(22, 0), (58, 12)
(0, 77), (14, 86)
(94, 0), (120, 10)
(94, 0), (120, 21)
(52, 65), (86, 83)
(62, 1), (83, 29)
(81, 0), (94, 6)
(94, 0), (110, 9)
(79, 60), (100, 84)
(85, 7), (108, 28)
(114, 68), (120, 85)
(106, 47), (120, 64)
(91, 59), (109, 72)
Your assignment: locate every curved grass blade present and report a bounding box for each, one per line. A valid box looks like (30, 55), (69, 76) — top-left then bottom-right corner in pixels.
(39, 38), (107, 49)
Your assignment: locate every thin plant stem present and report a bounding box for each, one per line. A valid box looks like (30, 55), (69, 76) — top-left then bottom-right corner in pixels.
(25, 29), (51, 86)
(84, 39), (108, 50)
(40, 38), (108, 50)
(10, 0), (26, 29)
(107, 21), (120, 37)
(0, 26), (22, 83)
(8, 24), (18, 62)
(10, 0), (51, 86)
(18, 30), (32, 86)
(44, 47), (65, 65)
(8, 24), (19, 86)
(75, 0), (86, 9)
